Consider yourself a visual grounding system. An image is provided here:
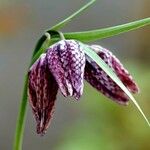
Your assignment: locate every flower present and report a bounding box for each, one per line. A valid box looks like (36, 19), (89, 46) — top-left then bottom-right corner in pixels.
(85, 45), (139, 105)
(28, 40), (139, 135)
(46, 40), (85, 99)
(28, 54), (58, 135)
(28, 40), (85, 135)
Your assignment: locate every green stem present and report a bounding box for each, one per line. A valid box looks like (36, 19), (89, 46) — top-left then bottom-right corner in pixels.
(13, 75), (28, 150)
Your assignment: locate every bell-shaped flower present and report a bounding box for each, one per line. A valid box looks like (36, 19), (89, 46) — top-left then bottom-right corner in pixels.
(28, 54), (58, 135)
(46, 40), (85, 99)
(28, 40), (85, 135)
(84, 45), (139, 105)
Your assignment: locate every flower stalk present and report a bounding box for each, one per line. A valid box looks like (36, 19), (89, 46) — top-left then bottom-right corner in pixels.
(13, 75), (28, 150)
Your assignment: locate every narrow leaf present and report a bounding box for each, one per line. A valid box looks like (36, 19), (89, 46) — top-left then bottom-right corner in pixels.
(79, 42), (150, 126)
(63, 17), (150, 42)
(47, 0), (96, 31)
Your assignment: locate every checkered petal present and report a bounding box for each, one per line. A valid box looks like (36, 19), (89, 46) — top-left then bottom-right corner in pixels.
(47, 40), (85, 100)
(28, 54), (58, 135)
(84, 45), (139, 105)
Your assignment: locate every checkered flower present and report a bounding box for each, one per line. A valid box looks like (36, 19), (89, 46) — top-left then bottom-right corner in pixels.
(46, 40), (85, 100)
(85, 45), (139, 105)
(28, 40), (85, 135)
(28, 40), (139, 135)
(28, 54), (58, 135)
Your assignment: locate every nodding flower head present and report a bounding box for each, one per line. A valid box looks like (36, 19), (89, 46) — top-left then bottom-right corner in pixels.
(84, 45), (139, 105)
(28, 40), (139, 135)
(28, 54), (58, 135)
(46, 40), (85, 100)
(28, 40), (85, 135)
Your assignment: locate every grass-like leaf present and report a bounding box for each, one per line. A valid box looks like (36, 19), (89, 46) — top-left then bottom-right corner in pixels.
(79, 42), (150, 126)
(47, 0), (96, 31)
(63, 17), (150, 42)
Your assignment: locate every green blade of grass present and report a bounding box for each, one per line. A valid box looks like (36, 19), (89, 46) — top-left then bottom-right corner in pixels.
(63, 17), (150, 42)
(79, 42), (150, 126)
(47, 0), (96, 31)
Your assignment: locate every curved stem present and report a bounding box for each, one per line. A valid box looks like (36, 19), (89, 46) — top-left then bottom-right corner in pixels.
(58, 31), (65, 40)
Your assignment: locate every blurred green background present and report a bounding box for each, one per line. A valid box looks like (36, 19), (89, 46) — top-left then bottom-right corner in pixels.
(0, 0), (150, 149)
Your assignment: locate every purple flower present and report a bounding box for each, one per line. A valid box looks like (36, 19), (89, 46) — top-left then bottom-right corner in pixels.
(85, 45), (139, 105)
(28, 40), (139, 134)
(28, 54), (58, 135)
(46, 40), (85, 99)
(28, 40), (85, 135)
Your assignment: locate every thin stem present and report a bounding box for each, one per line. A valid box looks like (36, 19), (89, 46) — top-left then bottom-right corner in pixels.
(58, 31), (65, 40)
(13, 75), (28, 150)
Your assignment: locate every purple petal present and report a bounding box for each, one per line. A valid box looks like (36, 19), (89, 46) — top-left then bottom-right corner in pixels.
(28, 54), (58, 135)
(46, 40), (85, 100)
(84, 45), (139, 105)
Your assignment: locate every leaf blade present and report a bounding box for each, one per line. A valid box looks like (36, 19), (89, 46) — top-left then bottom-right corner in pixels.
(64, 17), (150, 42)
(80, 42), (150, 126)
(47, 0), (96, 31)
